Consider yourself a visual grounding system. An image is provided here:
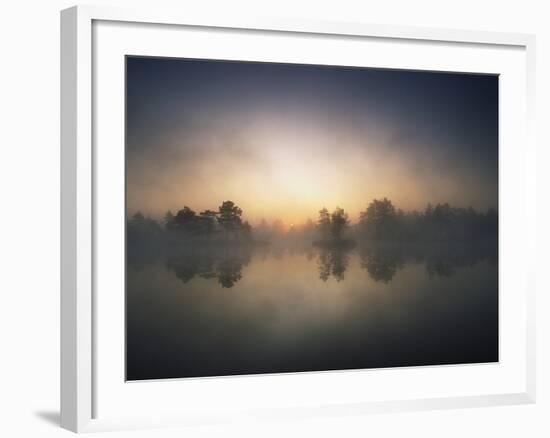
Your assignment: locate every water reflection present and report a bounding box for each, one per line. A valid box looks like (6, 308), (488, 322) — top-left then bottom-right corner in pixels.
(360, 249), (404, 283)
(318, 248), (350, 282)
(312, 242), (496, 284)
(359, 242), (496, 283)
(127, 240), (498, 380)
(128, 241), (497, 287)
(166, 246), (252, 288)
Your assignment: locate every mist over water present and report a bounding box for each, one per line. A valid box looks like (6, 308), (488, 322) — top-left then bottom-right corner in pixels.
(127, 242), (498, 380)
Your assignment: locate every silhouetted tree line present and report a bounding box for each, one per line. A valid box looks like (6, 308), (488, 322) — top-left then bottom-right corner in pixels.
(128, 200), (253, 246)
(316, 207), (350, 242)
(313, 199), (496, 245)
(357, 198), (498, 242)
(165, 200), (252, 240)
(127, 205), (497, 287)
(126, 211), (165, 269)
(127, 211), (162, 237)
(128, 198), (497, 251)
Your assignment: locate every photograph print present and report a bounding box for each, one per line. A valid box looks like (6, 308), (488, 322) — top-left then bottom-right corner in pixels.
(126, 57), (498, 381)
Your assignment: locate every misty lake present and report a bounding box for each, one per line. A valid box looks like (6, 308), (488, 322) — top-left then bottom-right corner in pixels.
(126, 242), (498, 380)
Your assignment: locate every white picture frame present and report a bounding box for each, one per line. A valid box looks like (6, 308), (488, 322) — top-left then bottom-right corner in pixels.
(60, 4), (536, 433)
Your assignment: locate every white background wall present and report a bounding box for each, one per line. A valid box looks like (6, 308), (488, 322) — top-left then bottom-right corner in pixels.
(0, 0), (548, 436)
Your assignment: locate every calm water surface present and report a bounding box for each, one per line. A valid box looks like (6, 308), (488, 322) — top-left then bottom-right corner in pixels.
(126, 244), (498, 380)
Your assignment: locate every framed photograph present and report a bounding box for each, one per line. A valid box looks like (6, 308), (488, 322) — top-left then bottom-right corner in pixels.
(61, 5), (536, 433)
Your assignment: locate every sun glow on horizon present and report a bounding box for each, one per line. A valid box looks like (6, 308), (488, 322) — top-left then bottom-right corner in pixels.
(126, 57), (498, 225)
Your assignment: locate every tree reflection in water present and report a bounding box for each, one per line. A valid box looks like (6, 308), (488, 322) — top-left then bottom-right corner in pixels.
(130, 240), (497, 288)
(359, 242), (496, 283)
(359, 249), (405, 283)
(317, 248), (351, 282)
(313, 241), (495, 284)
(314, 239), (355, 282)
(166, 246), (252, 288)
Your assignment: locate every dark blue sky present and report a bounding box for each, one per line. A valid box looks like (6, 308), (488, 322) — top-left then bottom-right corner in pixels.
(126, 56), (498, 223)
